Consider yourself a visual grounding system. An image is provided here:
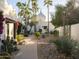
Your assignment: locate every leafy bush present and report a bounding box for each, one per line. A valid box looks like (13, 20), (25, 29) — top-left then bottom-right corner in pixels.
(1, 37), (18, 54)
(53, 37), (76, 57)
(39, 29), (42, 33)
(16, 34), (24, 42)
(17, 23), (22, 35)
(71, 42), (79, 59)
(50, 31), (53, 34)
(35, 32), (41, 39)
(53, 30), (59, 36)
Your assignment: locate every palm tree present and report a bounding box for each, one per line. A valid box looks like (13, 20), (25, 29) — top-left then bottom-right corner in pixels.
(31, 0), (38, 15)
(16, 0), (32, 35)
(31, 0), (39, 32)
(44, 0), (52, 35)
(17, 0), (32, 24)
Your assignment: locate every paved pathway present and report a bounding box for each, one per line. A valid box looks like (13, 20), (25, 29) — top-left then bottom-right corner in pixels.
(13, 38), (38, 59)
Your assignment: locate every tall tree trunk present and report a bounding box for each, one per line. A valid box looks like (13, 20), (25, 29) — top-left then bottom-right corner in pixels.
(33, 14), (37, 32)
(7, 23), (9, 37)
(63, 12), (66, 37)
(34, 24), (36, 32)
(66, 17), (69, 38)
(63, 25), (66, 37)
(24, 16), (28, 36)
(47, 5), (50, 35)
(69, 25), (71, 39)
(29, 26), (33, 34)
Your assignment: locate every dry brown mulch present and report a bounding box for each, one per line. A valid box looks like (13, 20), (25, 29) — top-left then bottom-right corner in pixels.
(37, 44), (73, 59)
(37, 35), (59, 43)
(37, 44), (59, 59)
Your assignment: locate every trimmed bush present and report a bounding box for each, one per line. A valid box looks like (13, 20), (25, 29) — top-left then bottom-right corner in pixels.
(35, 32), (41, 39)
(16, 34), (24, 42)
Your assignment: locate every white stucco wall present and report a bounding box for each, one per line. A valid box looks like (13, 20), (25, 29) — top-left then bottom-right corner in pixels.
(34, 12), (54, 33)
(9, 23), (14, 39)
(3, 23), (14, 39)
(71, 24), (79, 40)
(57, 24), (79, 40)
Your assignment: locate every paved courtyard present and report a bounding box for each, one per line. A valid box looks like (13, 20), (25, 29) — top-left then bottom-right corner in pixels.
(13, 38), (38, 59)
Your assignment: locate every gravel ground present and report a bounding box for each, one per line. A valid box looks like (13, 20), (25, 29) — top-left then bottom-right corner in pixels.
(37, 44), (59, 59)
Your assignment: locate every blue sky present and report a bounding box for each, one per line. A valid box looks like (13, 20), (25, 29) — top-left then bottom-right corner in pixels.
(7, 0), (67, 20)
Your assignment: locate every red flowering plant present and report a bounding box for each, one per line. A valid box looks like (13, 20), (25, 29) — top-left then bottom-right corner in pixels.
(0, 11), (5, 34)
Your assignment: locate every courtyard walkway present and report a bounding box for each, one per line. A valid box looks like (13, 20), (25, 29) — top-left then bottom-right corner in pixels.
(13, 37), (38, 59)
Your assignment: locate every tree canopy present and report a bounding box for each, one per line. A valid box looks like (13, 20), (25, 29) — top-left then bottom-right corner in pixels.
(51, 1), (79, 27)
(51, 5), (65, 27)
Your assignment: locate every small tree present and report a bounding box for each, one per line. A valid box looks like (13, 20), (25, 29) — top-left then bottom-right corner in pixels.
(44, 0), (52, 34)
(31, 0), (39, 32)
(35, 32), (41, 40)
(16, 1), (32, 35)
(51, 1), (79, 38)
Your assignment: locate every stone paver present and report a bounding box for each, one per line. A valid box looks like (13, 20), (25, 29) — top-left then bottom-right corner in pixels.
(13, 38), (38, 59)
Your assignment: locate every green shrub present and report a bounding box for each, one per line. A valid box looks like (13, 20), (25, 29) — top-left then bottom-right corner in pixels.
(35, 32), (41, 39)
(1, 37), (18, 54)
(53, 30), (59, 36)
(50, 31), (53, 34)
(53, 37), (76, 57)
(39, 29), (42, 33)
(16, 34), (24, 42)
(71, 42), (79, 59)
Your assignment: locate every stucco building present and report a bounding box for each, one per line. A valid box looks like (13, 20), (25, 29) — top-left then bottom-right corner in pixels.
(57, 24), (79, 40)
(0, 0), (17, 40)
(36, 11), (54, 33)
(28, 11), (54, 34)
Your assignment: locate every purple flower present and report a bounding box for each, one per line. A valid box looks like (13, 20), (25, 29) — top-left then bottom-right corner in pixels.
(0, 29), (3, 34)
(0, 16), (5, 21)
(0, 13), (5, 34)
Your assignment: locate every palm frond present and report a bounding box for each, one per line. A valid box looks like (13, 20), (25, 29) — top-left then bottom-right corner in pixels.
(44, 0), (52, 6)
